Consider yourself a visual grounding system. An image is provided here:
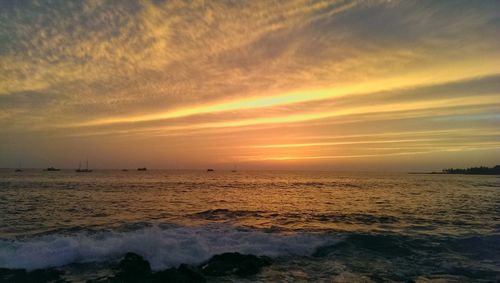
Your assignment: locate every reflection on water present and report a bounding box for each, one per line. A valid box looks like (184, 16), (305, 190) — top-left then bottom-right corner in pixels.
(0, 170), (498, 281)
(1, 170), (498, 237)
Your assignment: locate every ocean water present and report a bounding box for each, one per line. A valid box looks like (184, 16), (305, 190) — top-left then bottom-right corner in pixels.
(0, 170), (498, 282)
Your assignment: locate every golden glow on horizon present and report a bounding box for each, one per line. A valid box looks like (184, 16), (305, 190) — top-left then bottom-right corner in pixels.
(240, 144), (500, 161)
(67, 94), (500, 135)
(72, 62), (500, 128)
(252, 138), (445, 149)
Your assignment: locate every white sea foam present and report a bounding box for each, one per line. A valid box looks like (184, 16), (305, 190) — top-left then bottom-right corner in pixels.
(0, 225), (339, 270)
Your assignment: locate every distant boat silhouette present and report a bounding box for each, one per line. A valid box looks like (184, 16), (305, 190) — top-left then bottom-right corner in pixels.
(137, 167), (147, 171)
(45, 166), (60, 171)
(15, 162), (22, 172)
(207, 168), (214, 172)
(76, 160), (92, 173)
(231, 165), (237, 172)
(122, 169), (129, 171)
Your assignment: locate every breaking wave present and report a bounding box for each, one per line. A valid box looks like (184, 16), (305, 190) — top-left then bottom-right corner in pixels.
(0, 224), (339, 271)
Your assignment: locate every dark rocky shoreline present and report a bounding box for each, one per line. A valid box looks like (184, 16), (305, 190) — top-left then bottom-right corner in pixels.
(0, 252), (272, 283)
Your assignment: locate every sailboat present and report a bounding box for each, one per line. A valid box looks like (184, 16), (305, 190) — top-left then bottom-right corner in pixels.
(76, 159), (92, 172)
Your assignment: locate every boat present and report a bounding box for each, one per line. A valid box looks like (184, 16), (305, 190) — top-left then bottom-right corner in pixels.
(137, 167), (147, 171)
(45, 166), (60, 171)
(207, 168), (214, 172)
(76, 160), (92, 173)
(122, 169), (129, 172)
(14, 162), (22, 172)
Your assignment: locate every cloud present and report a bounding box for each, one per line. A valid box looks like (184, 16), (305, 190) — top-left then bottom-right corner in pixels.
(48, 74), (499, 136)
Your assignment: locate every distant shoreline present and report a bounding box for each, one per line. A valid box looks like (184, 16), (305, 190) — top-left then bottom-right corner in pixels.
(409, 165), (500, 175)
(408, 172), (500, 176)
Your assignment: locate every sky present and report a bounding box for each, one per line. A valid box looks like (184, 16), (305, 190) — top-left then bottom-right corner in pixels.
(0, 0), (499, 171)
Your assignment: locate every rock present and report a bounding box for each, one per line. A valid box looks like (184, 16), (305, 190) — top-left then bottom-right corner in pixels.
(0, 268), (26, 283)
(110, 253), (206, 283)
(113, 252), (152, 283)
(0, 267), (66, 283)
(86, 276), (114, 283)
(28, 269), (66, 283)
(0, 268), (19, 280)
(151, 264), (206, 283)
(199, 252), (272, 277)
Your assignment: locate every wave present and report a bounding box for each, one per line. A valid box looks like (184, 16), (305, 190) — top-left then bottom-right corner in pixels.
(313, 233), (500, 259)
(0, 224), (339, 271)
(190, 209), (400, 226)
(192, 209), (266, 220)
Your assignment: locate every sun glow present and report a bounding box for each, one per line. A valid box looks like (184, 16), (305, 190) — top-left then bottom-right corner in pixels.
(72, 60), (500, 128)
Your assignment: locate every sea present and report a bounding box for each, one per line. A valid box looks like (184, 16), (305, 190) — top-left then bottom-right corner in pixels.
(0, 170), (498, 282)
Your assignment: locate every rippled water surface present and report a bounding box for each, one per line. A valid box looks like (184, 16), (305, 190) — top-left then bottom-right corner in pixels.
(0, 170), (499, 282)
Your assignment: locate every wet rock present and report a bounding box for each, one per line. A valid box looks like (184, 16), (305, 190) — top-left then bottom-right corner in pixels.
(0, 268), (25, 283)
(109, 253), (206, 283)
(0, 268), (21, 282)
(86, 276), (114, 283)
(199, 252), (272, 277)
(0, 267), (66, 283)
(113, 252), (152, 283)
(151, 264), (205, 283)
(29, 269), (66, 283)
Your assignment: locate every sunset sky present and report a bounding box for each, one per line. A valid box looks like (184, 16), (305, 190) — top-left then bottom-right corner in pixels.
(1, 0), (499, 171)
